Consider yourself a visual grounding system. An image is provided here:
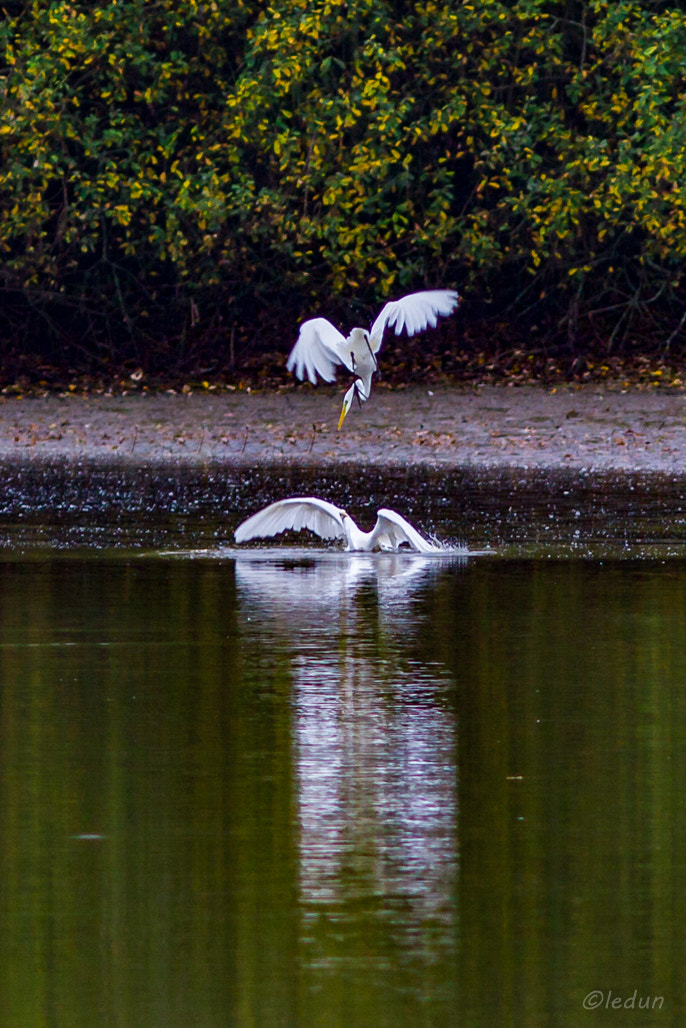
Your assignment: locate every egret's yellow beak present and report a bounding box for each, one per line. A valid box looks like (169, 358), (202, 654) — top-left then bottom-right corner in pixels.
(337, 382), (356, 430)
(337, 403), (348, 430)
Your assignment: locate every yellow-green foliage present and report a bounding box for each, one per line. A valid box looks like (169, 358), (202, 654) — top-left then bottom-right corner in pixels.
(0, 0), (686, 361)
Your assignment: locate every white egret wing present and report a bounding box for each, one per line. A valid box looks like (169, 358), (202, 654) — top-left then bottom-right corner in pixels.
(373, 508), (438, 553)
(286, 318), (347, 384)
(369, 290), (459, 348)
(235, 496), (346, 543)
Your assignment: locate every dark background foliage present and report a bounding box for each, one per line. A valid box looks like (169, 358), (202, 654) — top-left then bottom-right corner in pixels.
(1, 0), (686, 380)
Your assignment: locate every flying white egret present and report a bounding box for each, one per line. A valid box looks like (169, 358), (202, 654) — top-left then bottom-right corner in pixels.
(234, 496), (440, 553)
(287, 289), (459, 427)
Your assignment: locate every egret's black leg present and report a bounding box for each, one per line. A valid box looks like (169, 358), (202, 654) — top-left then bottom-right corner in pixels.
(364, 337), (378, 370)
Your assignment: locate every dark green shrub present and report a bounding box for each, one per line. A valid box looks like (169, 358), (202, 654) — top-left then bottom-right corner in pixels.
(1, 0), (685, 370)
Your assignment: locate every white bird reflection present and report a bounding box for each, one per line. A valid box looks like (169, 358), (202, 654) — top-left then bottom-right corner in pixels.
(235, 551), (461, 968)
(235, 548), (458, 616)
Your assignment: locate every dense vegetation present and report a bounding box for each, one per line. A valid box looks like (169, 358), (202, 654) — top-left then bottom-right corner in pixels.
(1, 0), (686, 380)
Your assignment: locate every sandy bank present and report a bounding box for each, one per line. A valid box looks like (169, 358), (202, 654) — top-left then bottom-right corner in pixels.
(0, 383), (684, 476)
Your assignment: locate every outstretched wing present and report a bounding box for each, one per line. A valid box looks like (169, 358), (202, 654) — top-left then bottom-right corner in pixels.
(286, 318), (347, 385)
(235, 496), (346, 543)
(372, 508), (438, 553)
(369, 290), (459, 350)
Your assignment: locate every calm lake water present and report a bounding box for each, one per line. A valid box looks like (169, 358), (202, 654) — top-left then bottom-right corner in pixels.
(1, 460), (685, 1027)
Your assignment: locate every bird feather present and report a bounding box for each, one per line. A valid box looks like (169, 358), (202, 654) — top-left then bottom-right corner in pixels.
(235, 497), (345, 543)
(286, 318), (346, 385)
(370, 289), (459, 346)
(374, 509), (438, 553)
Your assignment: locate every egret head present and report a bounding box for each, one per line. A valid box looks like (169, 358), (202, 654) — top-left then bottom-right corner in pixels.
(337, 380), (358, 430)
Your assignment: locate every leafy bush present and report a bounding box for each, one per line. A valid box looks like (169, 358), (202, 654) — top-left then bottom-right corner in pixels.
(0, 0), (256, 368)
(1, 0), (686, 372)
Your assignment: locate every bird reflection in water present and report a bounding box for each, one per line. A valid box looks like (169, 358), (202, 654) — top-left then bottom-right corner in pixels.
(235, 551), (463, 967)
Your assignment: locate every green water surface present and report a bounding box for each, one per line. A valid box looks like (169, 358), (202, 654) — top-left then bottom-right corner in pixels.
(0, 548), (683, 1027)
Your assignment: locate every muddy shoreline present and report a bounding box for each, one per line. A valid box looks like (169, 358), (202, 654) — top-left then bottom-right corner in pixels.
(0, 383), (684, 477)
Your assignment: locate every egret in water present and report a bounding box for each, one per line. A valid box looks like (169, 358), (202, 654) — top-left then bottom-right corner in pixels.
(235, 496), (440, 553)
(286, 289), (459, 427)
